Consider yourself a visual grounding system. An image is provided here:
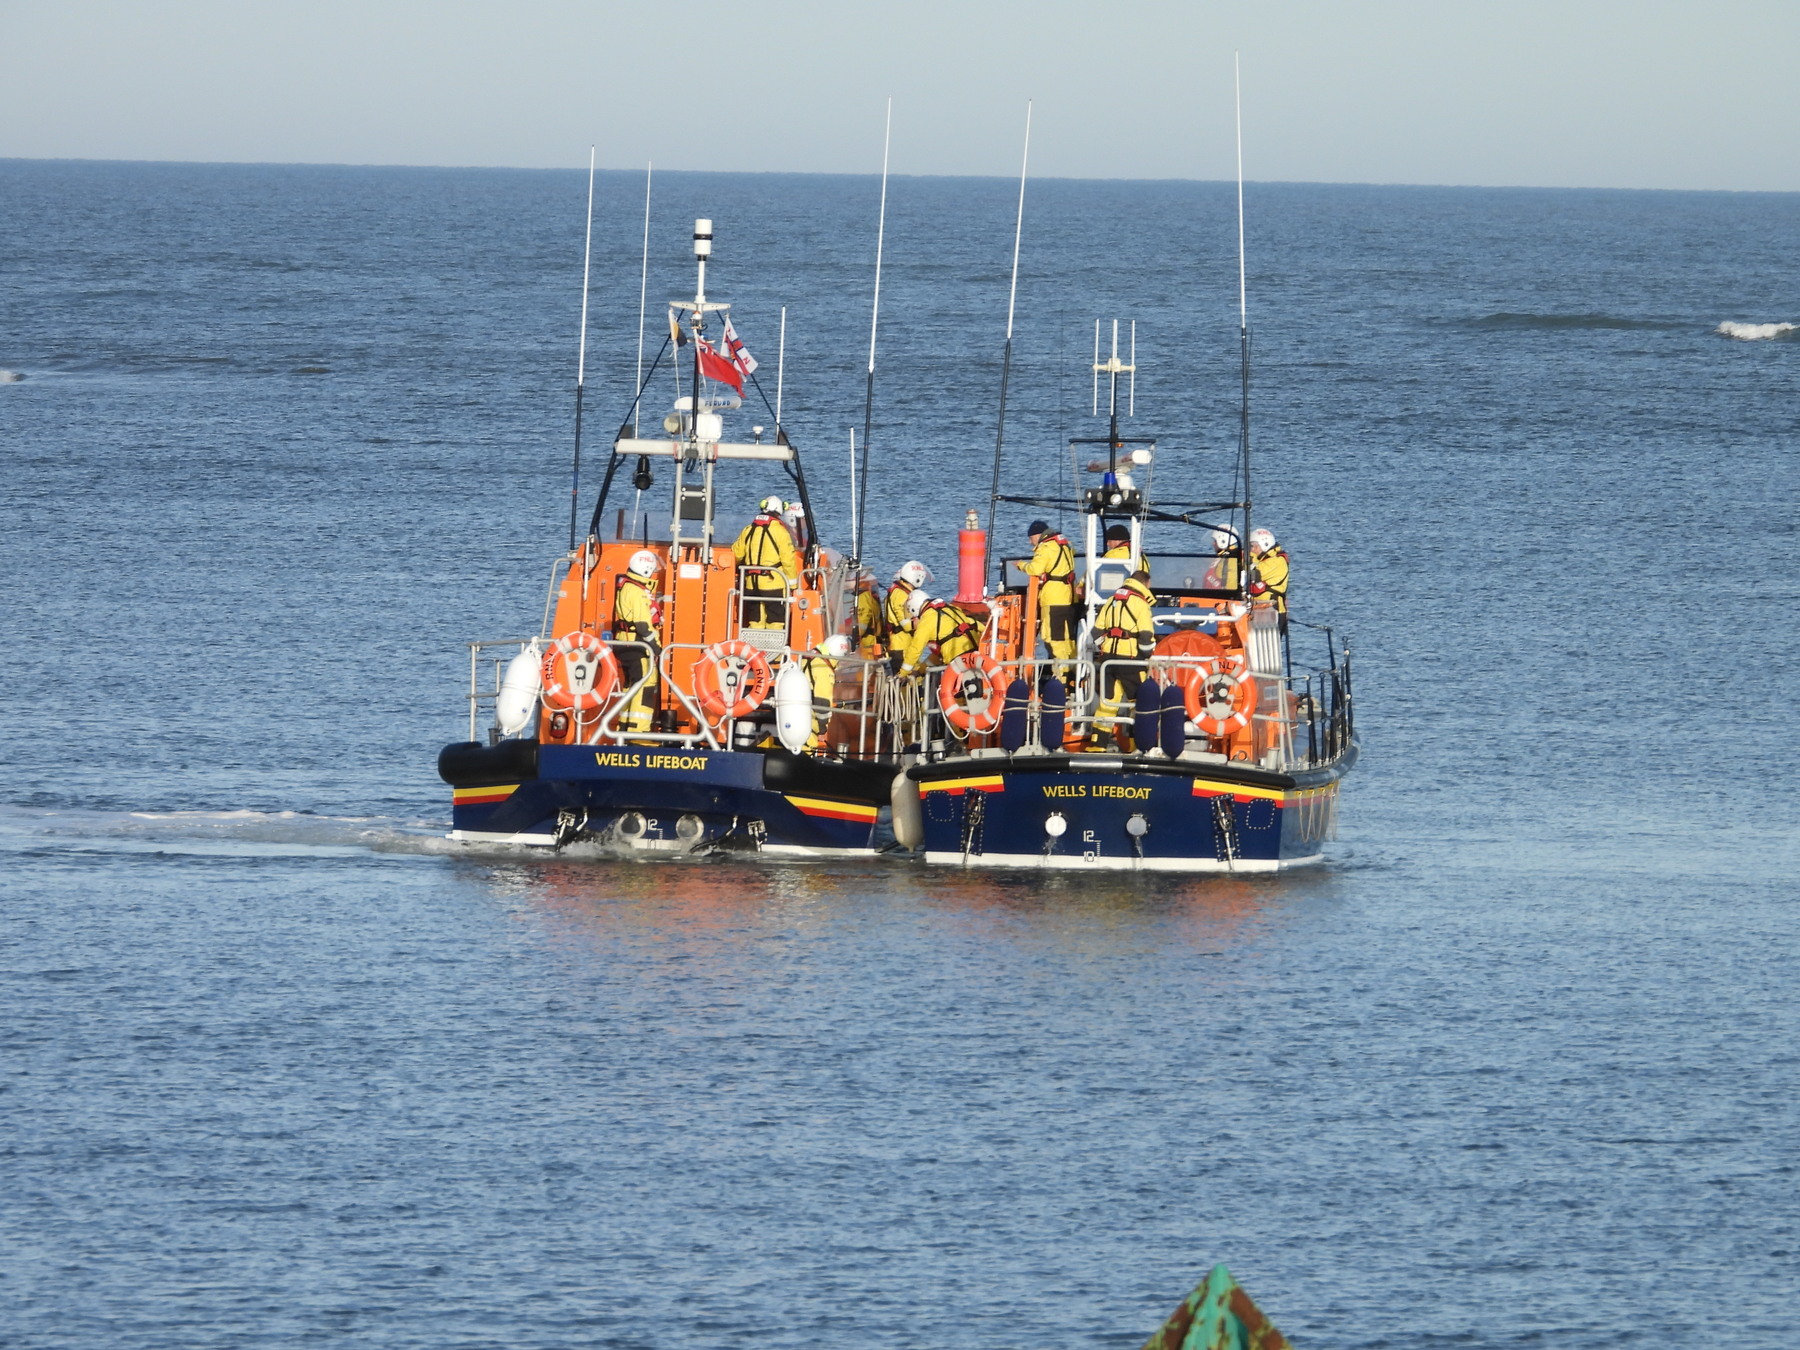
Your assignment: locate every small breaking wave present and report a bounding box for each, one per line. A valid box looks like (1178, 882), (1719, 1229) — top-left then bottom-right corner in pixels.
(1716, 321), (1795, 341)
(0, 369), (24, 383)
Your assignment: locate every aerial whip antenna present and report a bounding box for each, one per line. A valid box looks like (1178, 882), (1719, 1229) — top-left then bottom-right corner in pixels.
(1235, 53), (1253, 579)
(848, 428), (858, 557)
(568, 145), (596, 550)
(984, 99), (1032, 582)
(775, 305), (787, 429)
(632, 161), (652, 434)
(853, 97), (891, 564)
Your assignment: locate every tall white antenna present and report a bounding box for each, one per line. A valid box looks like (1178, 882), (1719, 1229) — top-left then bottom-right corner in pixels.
(867, 97), (892, 378)
(568, 145), (597, 550)
(1234, 51), (1254, 578)
(1092, 319), (1100, 416)
(854, 97), (893, 562)
(775, 305), (787, 427)
(578, 146), (595, 387)
(984, 99), (1034, 560)
(633, 161), (652, 432)
(1235, 53), (1247, 331)
(1004, 101), (1031, 342)
(1129, 319), (1136, 416)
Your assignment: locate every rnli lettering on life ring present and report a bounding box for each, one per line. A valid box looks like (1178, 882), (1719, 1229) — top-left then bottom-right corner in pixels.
(1186, 663), (1256, 738)
(541, 630), (622, 711)
(938, 653), (1005, 735)
(693, 639), (773, 720)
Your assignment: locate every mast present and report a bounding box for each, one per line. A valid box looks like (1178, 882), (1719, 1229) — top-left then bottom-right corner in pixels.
(692, 217), (709, 442)
(985, 100), (1032, 580)
(568, 145), (596, 550)
(854, 97), (892, 564)
(1235, 52), (1252, 581)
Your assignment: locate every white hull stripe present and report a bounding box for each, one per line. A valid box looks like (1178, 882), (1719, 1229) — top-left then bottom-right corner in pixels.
(448, 829), (876, 860)
(919, 849), (1323, 873)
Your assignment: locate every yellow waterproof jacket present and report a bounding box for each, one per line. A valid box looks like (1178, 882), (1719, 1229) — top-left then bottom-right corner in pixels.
(883, 580), (915, 643)
(1102, 543), (1145, 574)
(1204, 552), (1241, 591)
(855, 586), (887, 656)
(613, 572), (660, 643)
(1094, 577), (1155, 658)
(802, 654), (838, 708)
(732, 515), (798, 593)
(1251, 549), (1290, 611)
(899, 601), (983, 676)
(1022, 534), (1076, 606)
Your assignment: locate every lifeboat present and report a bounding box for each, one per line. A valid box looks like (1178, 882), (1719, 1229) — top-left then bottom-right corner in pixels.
(896, 314), (1358, 872)
(437, 219), (901, 857)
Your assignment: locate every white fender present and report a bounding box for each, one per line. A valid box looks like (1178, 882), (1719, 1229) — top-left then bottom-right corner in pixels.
(772, 661), (814, 754)
(890, 772), (924, 850)
(496, 640), (544, 735)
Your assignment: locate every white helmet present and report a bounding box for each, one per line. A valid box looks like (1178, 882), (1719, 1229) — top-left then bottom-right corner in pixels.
(758, 494), (784, 513)
(1211, 528), (1236, 552)
(1249, 527), (1276, 554)
(820, 634), (852, 659)
(905, 587), (932, 618)
(783, 500), (803, 518)
(628, 549), (660, 576)
(894, 560), (933, 587)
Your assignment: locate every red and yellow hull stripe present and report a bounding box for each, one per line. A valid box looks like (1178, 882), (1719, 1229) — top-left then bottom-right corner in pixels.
(922, 774), (1006, 796)
(1191, 779), (1335, 808)
(452, 783), (519, 806)
(783, 795), (880, 824)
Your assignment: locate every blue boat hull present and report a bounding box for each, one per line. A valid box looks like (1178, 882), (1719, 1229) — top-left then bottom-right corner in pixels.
(908, 748), (1356, 872)
(440, 741), (892, 857)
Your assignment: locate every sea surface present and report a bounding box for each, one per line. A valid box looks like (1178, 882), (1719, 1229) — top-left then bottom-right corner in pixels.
(2, 160), (1797, 1348)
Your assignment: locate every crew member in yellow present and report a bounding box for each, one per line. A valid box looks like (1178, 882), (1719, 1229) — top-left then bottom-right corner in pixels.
(883, 561), (932, 669)
(612, 549), (663, 734)
(732, 494), (798, 629)
(802, 634), (853, 750)
(1021, 520), (1077, 675)
(1247, 526), (1290, 628)
(852, 567), (887, 658)
(1203, 527), (1241, 591)
(895, 589), (984, 679)
(1101, 523), (1140, 567)
(1090, 568), (1157, 750)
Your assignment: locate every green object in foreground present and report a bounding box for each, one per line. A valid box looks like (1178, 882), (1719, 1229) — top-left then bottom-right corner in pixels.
(1140, 1264), (1293, 1350)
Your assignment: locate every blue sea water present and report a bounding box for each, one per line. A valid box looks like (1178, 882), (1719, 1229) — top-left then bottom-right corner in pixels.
(2, 159), (1798, 1348)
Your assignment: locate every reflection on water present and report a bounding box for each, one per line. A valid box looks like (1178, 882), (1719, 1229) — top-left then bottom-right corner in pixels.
(461, 851), (1339, 964)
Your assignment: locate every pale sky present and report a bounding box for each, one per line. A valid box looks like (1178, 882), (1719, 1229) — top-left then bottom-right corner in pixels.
(3, 0), (1796, 190)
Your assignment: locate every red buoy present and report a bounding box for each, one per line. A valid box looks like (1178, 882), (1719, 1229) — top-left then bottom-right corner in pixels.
(957, 509), (986, 604)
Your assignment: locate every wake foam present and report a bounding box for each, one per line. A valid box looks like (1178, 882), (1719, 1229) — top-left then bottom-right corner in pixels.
(1716, 321), (1795, 341)
(0, 370), (24, 383)
(0, 804), (454, 857)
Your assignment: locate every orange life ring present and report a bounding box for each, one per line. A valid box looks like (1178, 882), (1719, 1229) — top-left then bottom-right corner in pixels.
(693, 640), (773, 720)
(1185, 662), (1256, 738)
(938, 653), (1005, 734)
(541, 630), (622, 711)
(1154, 629), (1224, 709)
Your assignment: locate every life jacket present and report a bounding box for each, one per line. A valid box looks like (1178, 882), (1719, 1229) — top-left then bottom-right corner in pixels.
(1040, 534), (1075, 585)
(734, 514), (796, 591)
(613, 572), (661, 640)
(929, 600), (979, 641)
(1095, 578), (1153, 654)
